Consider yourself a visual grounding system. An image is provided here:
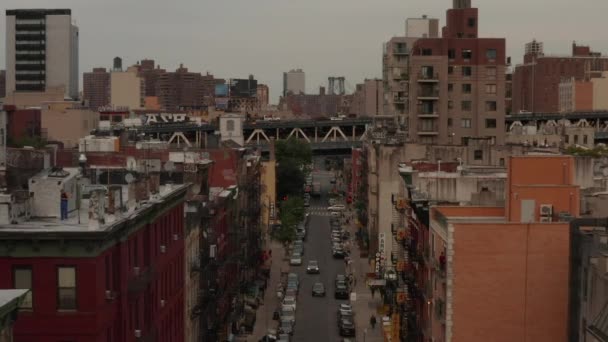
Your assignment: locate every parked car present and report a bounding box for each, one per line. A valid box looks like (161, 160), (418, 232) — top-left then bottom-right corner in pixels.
(312, 282), (326, 297)
(338, 319), (356, 337)
(287, 273), (299, 286)
(333, 247), (346, 259)
(334, 283), (349, 299)
(282, 295), (297, 311)
(306, 260), (320, 274)
(328, 204), (346, 211)
(278, 318), (294, 335)
(290, 252), (303, 266)
(280, 306), (296, 324)
(278, 333), (291, 341)
(285, 288), (297, 298)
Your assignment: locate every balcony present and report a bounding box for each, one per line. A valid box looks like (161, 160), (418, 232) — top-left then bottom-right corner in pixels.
(417, 105), (439, 118)
(393, 73), (409, 81)
(417, 123), (439, 136)
(393, 96), (407, 104)
(417, 72), (439, 82)
(417, 89), (440, 99)
(393, 48), (409, 55)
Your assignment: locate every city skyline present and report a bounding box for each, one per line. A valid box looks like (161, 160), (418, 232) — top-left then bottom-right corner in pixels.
(1, 0), (608, 104)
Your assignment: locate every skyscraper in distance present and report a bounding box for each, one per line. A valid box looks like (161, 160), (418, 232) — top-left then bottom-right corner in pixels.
(5, 9), (79, 100)
(283, 69), (305, 96)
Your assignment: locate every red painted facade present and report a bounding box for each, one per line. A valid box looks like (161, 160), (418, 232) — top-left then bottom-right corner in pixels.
(3, 106), (41, 144)
(0, 202), (186, 342)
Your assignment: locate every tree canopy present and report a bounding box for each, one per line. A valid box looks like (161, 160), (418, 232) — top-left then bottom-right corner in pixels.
(275, 138), (312, 199)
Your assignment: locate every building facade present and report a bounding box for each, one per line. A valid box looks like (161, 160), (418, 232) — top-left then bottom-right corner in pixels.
(5, 9), (79, 99)
(408, 0), (507, 145)
(83, 68), (110, 110)
(0, 168), (189, 342)
(0, 70), (5, 99)
(283, 69), (305, 96)
(513, 41), (608, 113)
(110, 67), (145, 110)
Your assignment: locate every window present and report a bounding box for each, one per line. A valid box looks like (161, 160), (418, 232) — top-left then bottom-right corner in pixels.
(448, 66), (454, 74)
(583, 135), (588, 144)
(462, 66), (472, 76)
(461, 119), (472, 128)
(499, 158), (505, 166)
(448, 101), (453, 109)
(13, 267), (33, 309)
(468, 18), (476, 27)
(486, 84), (497, 94)
(486, 67), (497, 77)
(485, 101), (497, 111)
(447, 118), (453, 127)
(565, 135), (570, 144)
(57, 266), (77, 310)
(462, 84), (472, 94)
(486, 49), (497, 60)
(448, 49), (456, 59)
(474, 150), (483, 160)
(422, 48), (433, 56)
(461, 101), (472, 111)
(485, 119), (497, 128)
(226, 119), (235, 132)
(462, 49), (472, 60)
(448, 83), (454, 92)
(574, 135), (579, 144)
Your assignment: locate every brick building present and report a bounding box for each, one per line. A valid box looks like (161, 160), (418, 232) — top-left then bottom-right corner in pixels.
(257, 84), (269, 109)
(513, 41), (608, 113)
(408, 0), (507, 145)
(0, 167), (189, 342)
(2, 105), (41, 145)
(82, 68), (110, 110)
(426, 155), (579, 342)
(157, 65), (218, 111)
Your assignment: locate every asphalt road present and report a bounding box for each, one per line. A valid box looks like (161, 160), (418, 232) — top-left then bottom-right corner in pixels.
(290, 172), (349, 342)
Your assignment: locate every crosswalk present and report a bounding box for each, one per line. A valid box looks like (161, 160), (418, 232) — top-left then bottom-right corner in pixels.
(307, 206), (334, 217)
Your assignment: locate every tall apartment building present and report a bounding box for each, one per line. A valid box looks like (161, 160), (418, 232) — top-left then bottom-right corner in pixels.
(110, 66), (145, 110)
(428, 155), (580, 342)
(407, 0), (507, 145)
(383, 16), (438, 124)
(283, 69), (305, 96)
(156, 64), (208, 111)
(350, 79), (384, 116)
(83, 67), (110, 109)
(5, 9), (79, 100)
(138, 59), (165, 97)
(0, 70), (5, 98)
(513, 41), (608, 113)
(257, 84), (269, 108)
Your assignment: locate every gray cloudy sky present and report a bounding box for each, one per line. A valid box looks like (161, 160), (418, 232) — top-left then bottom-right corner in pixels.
(2, 0), (607, 104)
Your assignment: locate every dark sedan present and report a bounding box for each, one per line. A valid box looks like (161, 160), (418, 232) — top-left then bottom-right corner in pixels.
(338, 319), (356, 337)
(312, 282), (326, 297)
(334, 284), (349, 299)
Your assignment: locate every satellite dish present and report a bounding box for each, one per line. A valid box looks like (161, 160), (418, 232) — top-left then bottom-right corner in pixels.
(125, 173), (135, 184)
(164, 161), (175, 173)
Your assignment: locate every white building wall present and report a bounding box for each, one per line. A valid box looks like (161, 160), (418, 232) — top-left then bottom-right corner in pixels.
(45, 15), (73, 98)
(406, 17), (439, 38)
(285, 70), (305, 95)
(5, 15), (16, 95)
(110, 70), (144, 110)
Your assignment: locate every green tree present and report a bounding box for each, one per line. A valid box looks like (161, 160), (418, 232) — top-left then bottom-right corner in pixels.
(271, 197), (305, 247)
(275, 138), (312, 199)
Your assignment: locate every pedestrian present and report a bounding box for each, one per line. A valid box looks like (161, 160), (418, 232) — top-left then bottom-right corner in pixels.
(370, 314), (377, 329)
(60, 190), (69, 220)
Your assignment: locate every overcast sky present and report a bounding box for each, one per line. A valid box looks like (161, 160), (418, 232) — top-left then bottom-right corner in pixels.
(2, 0), (607, 104)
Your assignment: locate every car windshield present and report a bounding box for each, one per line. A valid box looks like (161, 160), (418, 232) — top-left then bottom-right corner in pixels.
(291, 253), (301, 258)
(308, 261), (318, 266)
(313, 283), (324, 290)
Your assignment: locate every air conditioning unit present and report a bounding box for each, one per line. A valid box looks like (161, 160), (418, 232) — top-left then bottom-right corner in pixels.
(160, 299), (166, 307)
(133, 267), (140, 276)
(160, 245), (166, 253)
(539, 204), (553, 217)
(173, 234), (179, 241)
(539, 216), (552, 223)
(105, 290), (115, 301)
(134, 329), (141, 338)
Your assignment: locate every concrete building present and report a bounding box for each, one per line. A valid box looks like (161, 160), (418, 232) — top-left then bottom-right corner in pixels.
(83, 67), (110, 110)
(592, 72), (608, 111)
(110, 66), (145, 110)
(2, 85), (64, 108)
(283, 69), (305, 96)
(41, 101), (98, 148)
(0, 289), (29, 342)
(219, 113), (245, 146)
(257, 84), (270, 109)
(513, 41), (608, 113)
(559, 78), (594, 113)
(351, 79), (384, 116)
(0, 70), (5, 99)
(408, 0), (507, 145)
(426, 155), (579, 342)
(5, 9), (79, 100)
(506, 119), (596, 149)
(406, 15), (440, 38)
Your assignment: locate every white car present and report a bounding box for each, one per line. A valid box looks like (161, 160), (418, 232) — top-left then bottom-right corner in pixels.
(282, 295), (297, 311)
(290, 253), (303, 266)
(330, 116), (343, 121)
(328, 205), (346, 212)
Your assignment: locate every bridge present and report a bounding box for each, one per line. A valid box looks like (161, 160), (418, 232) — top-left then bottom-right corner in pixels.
(128, 117), (373, 152)
(506, 111), (608, 143)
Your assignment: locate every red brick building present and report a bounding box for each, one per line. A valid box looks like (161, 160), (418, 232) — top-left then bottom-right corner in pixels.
(513, 41), (608, 113)
(3, 105), (41, 145)
(83, 68), (110, 110)
(0, 169), (188, 342)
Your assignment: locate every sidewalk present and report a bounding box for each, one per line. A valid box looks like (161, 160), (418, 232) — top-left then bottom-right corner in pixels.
(346, 210), (385, 342)
(250, 240), (289, 341)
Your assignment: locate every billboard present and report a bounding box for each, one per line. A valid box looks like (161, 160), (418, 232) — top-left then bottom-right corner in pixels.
(215, 84), (228, 97)
(229, 78), (257, 98)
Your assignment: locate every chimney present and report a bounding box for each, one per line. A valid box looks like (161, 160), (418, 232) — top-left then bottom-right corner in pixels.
(269, 137), (276, 161)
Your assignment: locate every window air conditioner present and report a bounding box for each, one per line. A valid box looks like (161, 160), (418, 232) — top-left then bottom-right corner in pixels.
(539, 204), (553, 217)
